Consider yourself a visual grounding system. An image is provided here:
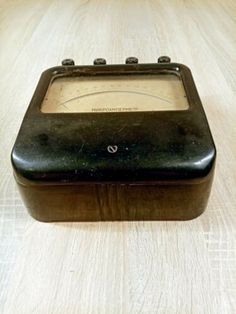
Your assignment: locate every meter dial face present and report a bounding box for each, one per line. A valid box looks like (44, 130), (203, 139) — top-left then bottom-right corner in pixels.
(41, 74), (189, 113)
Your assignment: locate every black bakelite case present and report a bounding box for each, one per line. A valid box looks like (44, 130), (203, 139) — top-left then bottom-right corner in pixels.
(11, 60), (216, 221)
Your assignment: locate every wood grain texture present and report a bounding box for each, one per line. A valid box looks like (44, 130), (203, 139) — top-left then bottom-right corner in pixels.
(0, 0), (235, 313)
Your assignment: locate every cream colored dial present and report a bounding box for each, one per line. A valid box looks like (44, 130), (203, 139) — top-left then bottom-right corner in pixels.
(41, 74), (189, 113)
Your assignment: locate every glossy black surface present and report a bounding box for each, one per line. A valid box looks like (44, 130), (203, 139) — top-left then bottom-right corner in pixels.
(11, 62), (216, 184)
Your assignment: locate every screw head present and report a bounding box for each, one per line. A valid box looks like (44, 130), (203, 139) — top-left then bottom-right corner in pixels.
(94, 58), (106, 65)
(61, 59), (75, 66)
(158, 56), (171, 63)
(107, 145), (118, 153)
(125, 57), (138, 64)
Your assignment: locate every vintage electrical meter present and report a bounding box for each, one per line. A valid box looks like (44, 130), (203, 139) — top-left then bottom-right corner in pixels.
(11, 56), (216, 221)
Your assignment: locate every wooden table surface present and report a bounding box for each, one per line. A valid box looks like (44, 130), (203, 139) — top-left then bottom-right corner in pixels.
(0, 0), (236, 313)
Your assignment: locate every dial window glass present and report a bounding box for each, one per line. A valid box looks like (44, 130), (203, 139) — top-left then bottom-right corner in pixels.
(41, 74), (189, 113)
